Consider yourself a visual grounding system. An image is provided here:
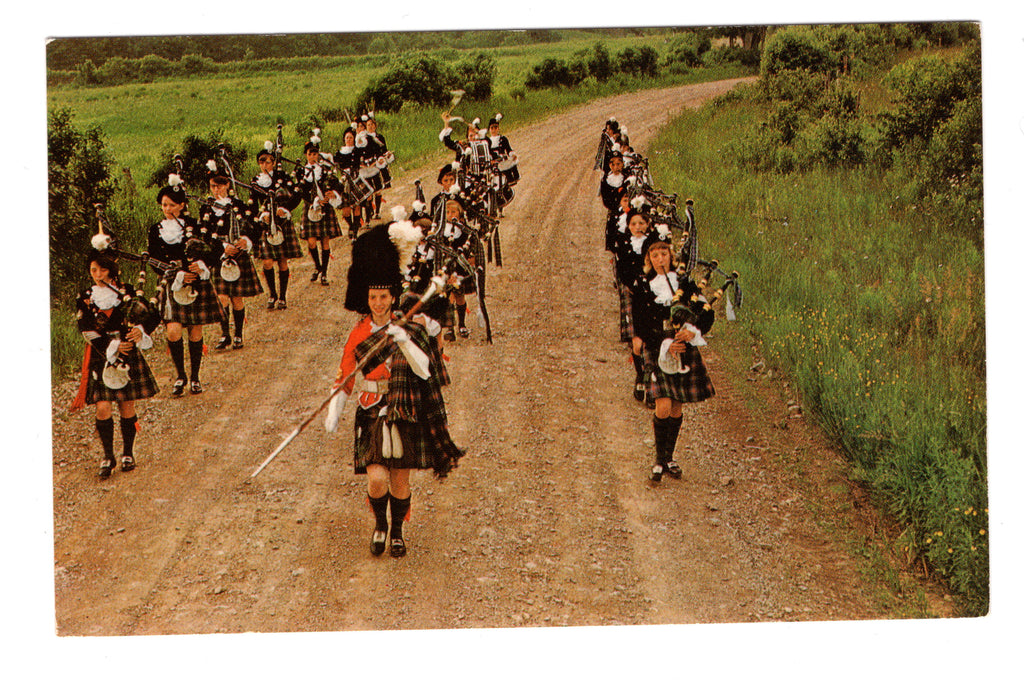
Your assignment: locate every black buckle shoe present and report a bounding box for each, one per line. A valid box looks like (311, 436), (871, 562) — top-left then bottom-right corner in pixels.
(443, 329), (456, 342)
(276, 299), (287, 310)
(458, 326), (470, 338)
(665, 461), (682, 479)
(232, 337), (244, 350)
(649, 464), (664, 482)
(267, 297), (277, 310)
(189, 380), (203, 395)
(389, 536), (407, 558)
(370, 529), (387, 556)
(171, 378), (186, 397)
(121, 454), (136, 472)
(99, 457), (115, 479)
(633, 383), (645, 402)
(214, 336), (231, 350)
(310, 270), (320, 282)
(320, 274), (330, 286)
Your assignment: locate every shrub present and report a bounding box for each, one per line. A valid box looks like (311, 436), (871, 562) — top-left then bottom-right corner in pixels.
(617, 45), (659, 77)
(453, 52), (496, 101)
(761, 27), (838, 80)
(48, 108), (117, 302)
(181, 52), (215, 75)
(665, 32), (710, 68)
(138, 54), (175, 81)
(147, 130), (248, 192)
(356, 53), (455, 112)
(588, 42), (613, 81)
(524, 57), (583, 89)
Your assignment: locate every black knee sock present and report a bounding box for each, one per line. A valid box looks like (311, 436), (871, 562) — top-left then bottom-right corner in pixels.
(120, 416), (138, 458)
(632, 353), (644, 383)
(278, 270), (290, 300)
(456, 303), (467, 327)
(652, 415), (671, 465)
(320, 249), (331, 276)
(219, 306), (231, 338)
(168, 339), (186, 379)
(95, 417), (115, 459)
(188, 340), (204, 382)
(665, 415), (683, 462)
(232, 308), (245, 339)
(368, 492), (390, 532)
(309, 247), (322, 272)
(389, 495), (411, 539)
(263, 268), (278, 299)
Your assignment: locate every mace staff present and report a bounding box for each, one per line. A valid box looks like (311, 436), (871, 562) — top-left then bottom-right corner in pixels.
(249, 272), (448, 479)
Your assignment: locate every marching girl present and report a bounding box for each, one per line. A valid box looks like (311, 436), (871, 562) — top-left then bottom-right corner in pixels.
(437, 198), (478, 341)
(199, 161), (263, 350)
(334, 127), (365, 240)
(599, 118), (622, 172)
(295, 137), (344, 285)
(327, 216), (464, 557)
(600, 151), (628, 215)
(429, 163), (462, 224)
(486, 113), (519, 186)
(147, 182), (223, 396)
(74, 251), (160, 478)
(614, 205), (653, 403)
(365, 113), (391, 219)
(631, 233), (716, 482)
(248, 145), (303, 310)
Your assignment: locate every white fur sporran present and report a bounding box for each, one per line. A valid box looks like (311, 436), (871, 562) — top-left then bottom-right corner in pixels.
(220, 257), (241, 282)
(102, 362), (131, 390)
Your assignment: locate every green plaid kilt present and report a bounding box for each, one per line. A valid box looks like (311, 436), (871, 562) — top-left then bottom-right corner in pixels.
(85, 346), (159, 404)
(300, 204), (343, 240)
(214, 254), (264, 298)
(618, 281), (635, 342)
(642, 338), (715, 403)
(156, 278), (224, 327)
(257, 220), (303, 261)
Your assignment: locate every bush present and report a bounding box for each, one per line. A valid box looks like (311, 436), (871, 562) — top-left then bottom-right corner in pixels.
(453, 52), (496, 101)
(588, 42), (613, 81)
(181, 52), (215, 75)
(95, 56), (138, 85)
(617, 45), (659, 77)
(139, 54), (175, 81)
(48, 108), (117, 302)
(356, 53), (455, 112)
(147, 130), (248, 192)
(761, 27), (837, 81)
(524, 57), (584, 89)
(664, 32), (710, 68)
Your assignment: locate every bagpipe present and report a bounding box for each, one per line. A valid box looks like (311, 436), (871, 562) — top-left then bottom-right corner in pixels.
(249, 125), (294, 247)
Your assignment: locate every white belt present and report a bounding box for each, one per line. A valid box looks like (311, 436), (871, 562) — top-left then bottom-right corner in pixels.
(363, 379), (389, 393)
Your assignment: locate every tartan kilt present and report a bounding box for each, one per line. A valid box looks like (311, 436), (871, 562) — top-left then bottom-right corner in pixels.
(618, 281), (635, 342)
(300, 204), (343, 240)
(353, 408), (464, 476)
(156, 278), (224, 327)
(85, 347), (159, 404)
(642, 340), (715, 403)
(214, 254), (264, 298)
(257, 220), (303, 261)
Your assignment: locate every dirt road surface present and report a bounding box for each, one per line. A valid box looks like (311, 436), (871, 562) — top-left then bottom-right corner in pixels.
(50, 78), (908, 641)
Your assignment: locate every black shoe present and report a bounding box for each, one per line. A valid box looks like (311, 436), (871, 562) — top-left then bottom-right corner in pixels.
(99, 457), (115, 479)
(214, 336), (231, 350)
(320, 274), (330, 286)
(121, 454), (135, 472)
(649, 464), (663, 482)
(171, 378), (186, 397)
(633, 383), (645, 402)
(189, 380), (203, 395)
(232, 336), (244, 350)
(267, 298), (277, 310)
(665, 461), (682, 479)
(276, 299), (287, 310)
(443, 329), (456, 342)
(310, 270), (320, 283)
(458, 326), (470, 338)
(370, 529), (387, 556)
(389, 536), (407, 558)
